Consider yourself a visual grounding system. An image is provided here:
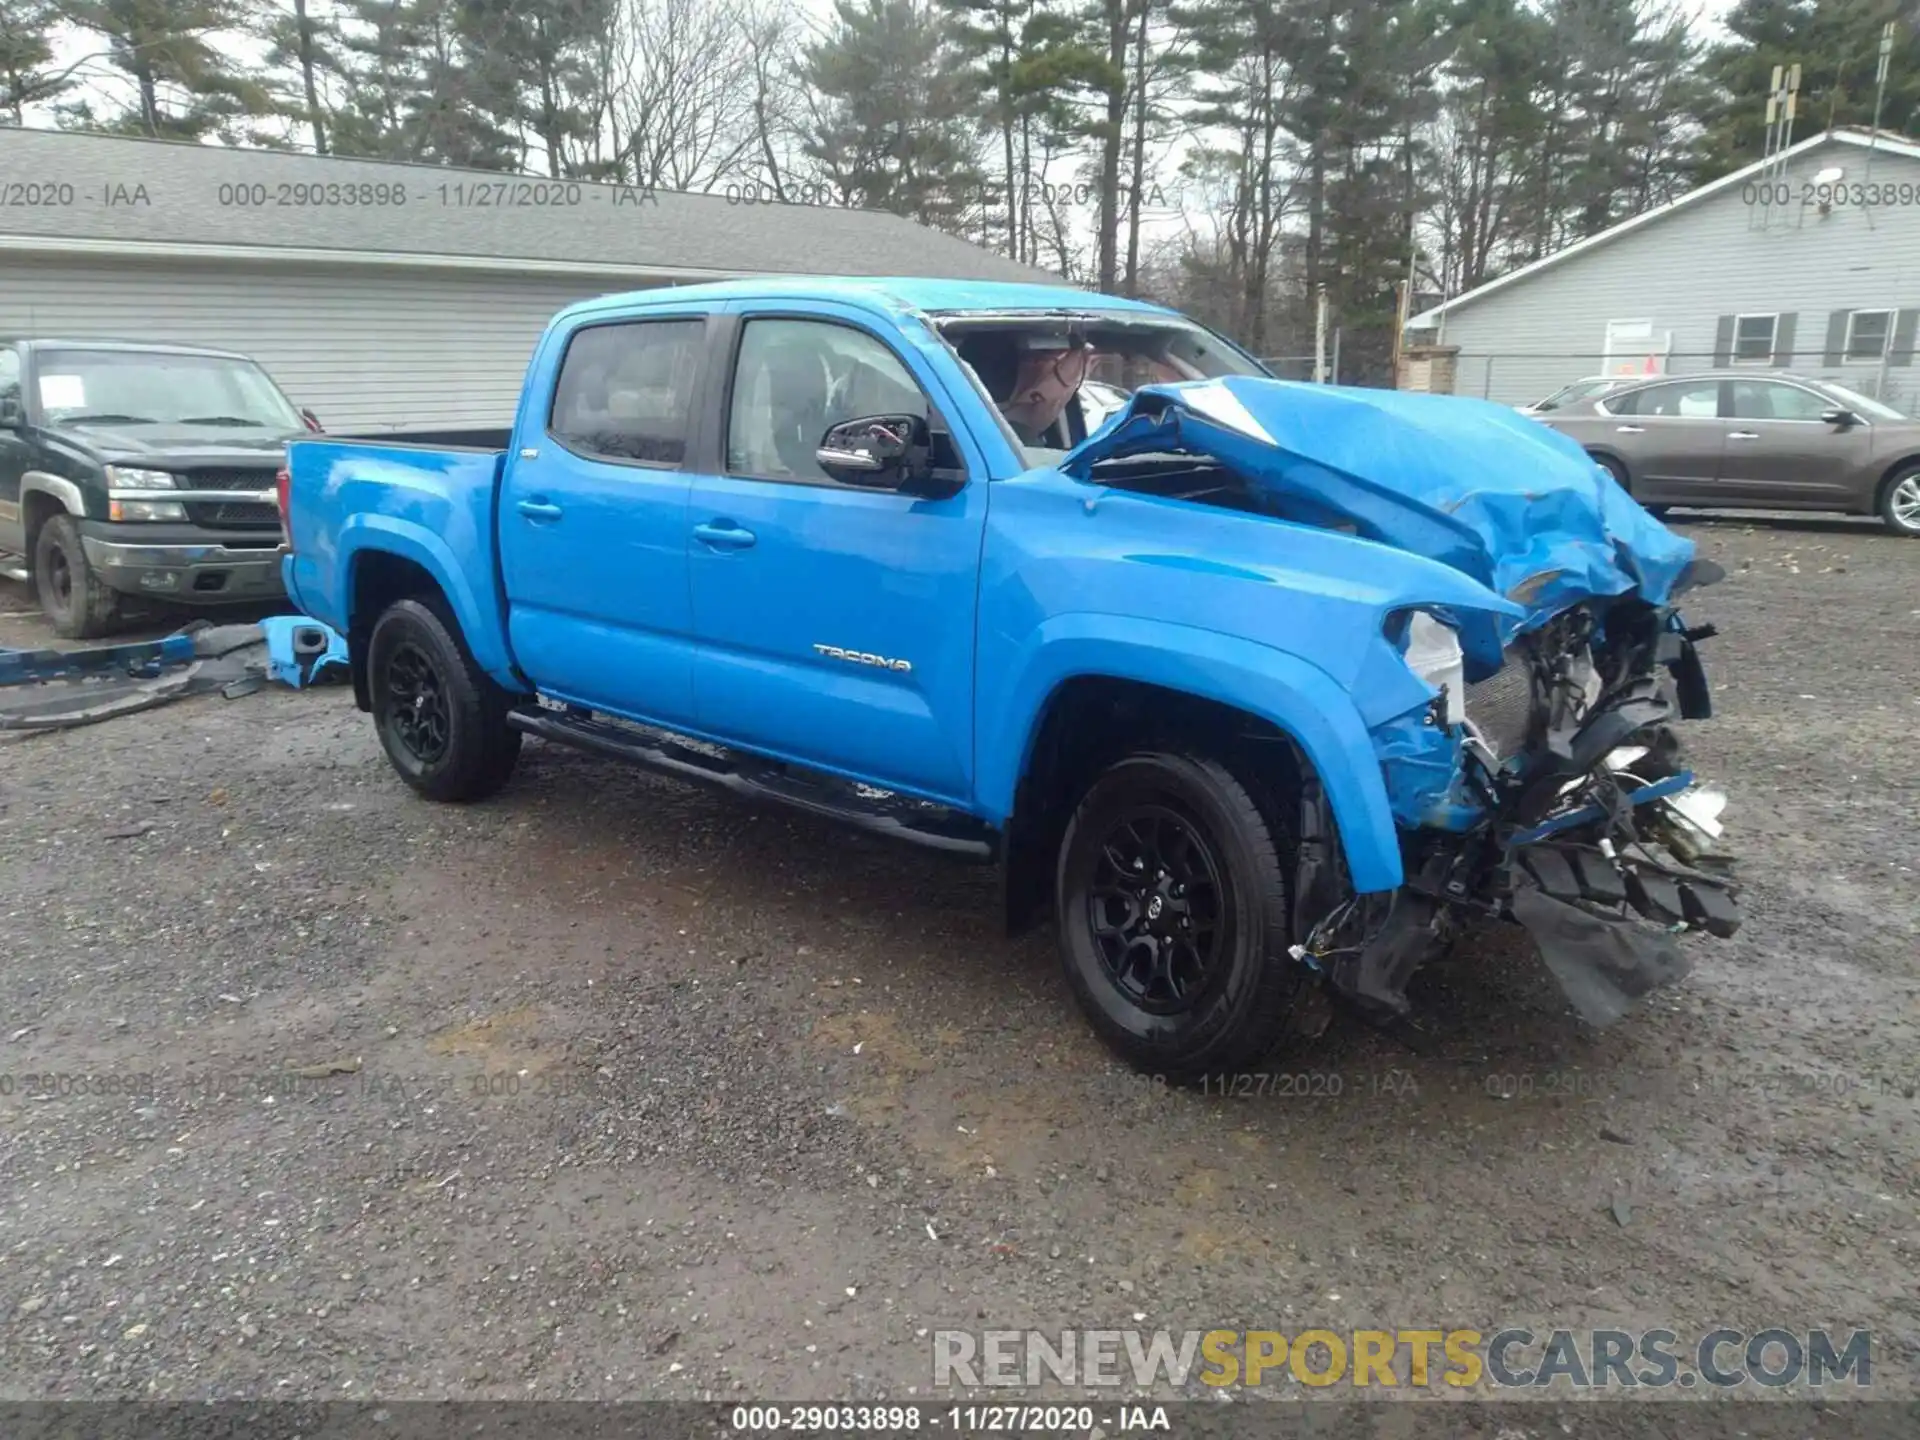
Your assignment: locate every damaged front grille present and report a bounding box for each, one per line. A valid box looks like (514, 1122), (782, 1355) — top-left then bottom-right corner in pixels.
(1464, 649), (1533, 760)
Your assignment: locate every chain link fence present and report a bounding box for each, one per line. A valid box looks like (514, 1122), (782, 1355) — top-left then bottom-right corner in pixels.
(1450, 350), (1919, 415)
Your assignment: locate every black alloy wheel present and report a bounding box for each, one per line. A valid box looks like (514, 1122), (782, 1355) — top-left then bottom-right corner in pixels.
(367, 597), (522, 801)
(1056, 752), (1303, 1079)
(1085, 804), (1229, 1014)
(383, 641), (451, 766)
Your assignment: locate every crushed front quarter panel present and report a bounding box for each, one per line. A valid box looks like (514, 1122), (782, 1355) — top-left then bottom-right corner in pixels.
(1062, 375), (1699, 659)
(1059, 376), (1737, 1026)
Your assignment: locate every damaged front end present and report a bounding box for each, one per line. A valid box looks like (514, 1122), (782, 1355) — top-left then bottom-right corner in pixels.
(1304, 579), (1738, 1029)
(1060, 374), (1741, 1028)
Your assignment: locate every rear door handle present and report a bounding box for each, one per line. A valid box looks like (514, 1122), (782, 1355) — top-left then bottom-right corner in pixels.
(1614, 425), (1645, 434)
(1728, 431), (1760, 440)
(516, 498), (563, 521)
(693, 520), (757, 550)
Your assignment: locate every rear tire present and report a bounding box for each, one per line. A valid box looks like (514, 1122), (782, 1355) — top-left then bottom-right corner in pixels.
(1055, 751), (1303, 1081)
(1592, 453), (1670, 517)
(33, 513), (122, 640)
(367, 597), (521, 801)
(1879, 465), (1920, 536)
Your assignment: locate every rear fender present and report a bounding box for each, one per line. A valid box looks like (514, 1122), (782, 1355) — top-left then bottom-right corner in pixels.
(978, 615), (1405, 894)
(338, 516), (517, 688)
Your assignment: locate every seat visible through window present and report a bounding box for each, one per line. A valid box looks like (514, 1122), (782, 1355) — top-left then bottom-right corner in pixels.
(550, 319), (703, 465)
(727, 319), (929, 482)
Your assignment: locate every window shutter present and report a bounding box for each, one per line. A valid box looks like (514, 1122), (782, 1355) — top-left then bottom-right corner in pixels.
(1893, 309), (1919, 367)
(1712, 315), (1734, 367)
(1822, 310), (1849, 366)
(1772, 312), (1796, 365)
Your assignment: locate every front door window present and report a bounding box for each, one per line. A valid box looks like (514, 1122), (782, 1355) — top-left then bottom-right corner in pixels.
(726, 319), (930, 483)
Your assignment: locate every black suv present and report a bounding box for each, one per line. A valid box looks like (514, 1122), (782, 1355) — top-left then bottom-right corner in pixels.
(0, 339), (315, 637)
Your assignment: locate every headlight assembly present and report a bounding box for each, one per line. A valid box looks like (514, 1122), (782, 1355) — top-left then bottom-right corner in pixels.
(1394, 610), (1466, 725)
(109, 499), (188, 521)
(107, 466), (180, 490)
(105, 466), (185, 521)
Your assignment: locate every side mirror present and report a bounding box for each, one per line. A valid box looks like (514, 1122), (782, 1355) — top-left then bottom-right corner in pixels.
(0, 393), (22, 428)
(1820, 407), (1858, 428)
(817, 414), (930, 489)
(299, 407), (323, 433)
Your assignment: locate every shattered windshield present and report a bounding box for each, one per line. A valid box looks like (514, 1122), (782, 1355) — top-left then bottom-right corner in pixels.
(935, 312), (1270, 468)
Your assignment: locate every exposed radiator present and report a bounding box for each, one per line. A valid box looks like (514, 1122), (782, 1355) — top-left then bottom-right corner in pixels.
(1464, 652), (1535, 760)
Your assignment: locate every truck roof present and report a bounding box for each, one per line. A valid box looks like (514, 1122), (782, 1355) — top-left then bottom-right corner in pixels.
(561, 276), (1179, 324)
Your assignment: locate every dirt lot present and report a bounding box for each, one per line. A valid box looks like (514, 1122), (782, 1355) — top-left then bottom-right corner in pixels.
(0, 513), (1915, 1412)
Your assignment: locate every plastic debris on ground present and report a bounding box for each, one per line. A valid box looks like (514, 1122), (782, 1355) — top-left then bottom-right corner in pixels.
(259, 615), (350, 689)
(0, 615), (348, 731)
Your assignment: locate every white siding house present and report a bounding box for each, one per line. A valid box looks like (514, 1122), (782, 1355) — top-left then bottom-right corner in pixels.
(0, 129), (1062, 431)
(1409, 129), (1920, 414)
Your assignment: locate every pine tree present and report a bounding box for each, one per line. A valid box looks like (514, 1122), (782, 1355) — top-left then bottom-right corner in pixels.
(1, 0), (70, 122)
(329, 0), (514, 166)
(800, 0), (985, 230)
(1171, 0), (1303, 351)
(456, 0), (611, 177)
(1700, 0), (1916, 177)
(1425, 0), (1554, 292)
(57, 0), (271, 139)
(253, 0), (344, 151)
(942, 0), (1105, 264)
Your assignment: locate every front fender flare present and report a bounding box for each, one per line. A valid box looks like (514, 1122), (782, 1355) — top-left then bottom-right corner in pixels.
(22, 471), (88, 521)
(335, 515), (517, 687)
(977, 615), (1406, 894)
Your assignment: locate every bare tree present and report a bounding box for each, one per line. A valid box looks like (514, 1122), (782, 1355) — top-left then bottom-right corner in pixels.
(599, 0), (765, 192)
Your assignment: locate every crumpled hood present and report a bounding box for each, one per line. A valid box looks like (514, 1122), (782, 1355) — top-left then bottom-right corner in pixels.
(1061, 376), (1699, 644)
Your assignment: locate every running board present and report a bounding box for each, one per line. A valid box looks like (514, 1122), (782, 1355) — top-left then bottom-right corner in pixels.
(0, 552), (28, 584)
(506, 705), (998, 860)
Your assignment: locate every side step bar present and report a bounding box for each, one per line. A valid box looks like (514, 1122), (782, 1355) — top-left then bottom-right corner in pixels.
(506, 705), (998, 860)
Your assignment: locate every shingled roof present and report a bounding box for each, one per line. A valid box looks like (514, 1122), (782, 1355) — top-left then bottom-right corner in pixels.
(0, 126), (1063, 286)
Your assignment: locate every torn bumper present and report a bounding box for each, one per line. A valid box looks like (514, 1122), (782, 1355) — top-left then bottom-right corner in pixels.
(1322, 601), (1738, 1027)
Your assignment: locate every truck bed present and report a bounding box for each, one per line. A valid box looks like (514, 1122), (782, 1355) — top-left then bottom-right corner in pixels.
(321, 426), (513, 452)
(280, 434), (518, 690)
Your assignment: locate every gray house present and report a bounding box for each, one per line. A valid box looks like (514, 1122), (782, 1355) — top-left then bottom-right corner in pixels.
(0, 128), (1062, 430)
(1408, 128), (1920, 413)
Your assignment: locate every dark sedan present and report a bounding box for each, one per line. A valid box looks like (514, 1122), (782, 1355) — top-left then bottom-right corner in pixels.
(1536, 370), (1920, 535)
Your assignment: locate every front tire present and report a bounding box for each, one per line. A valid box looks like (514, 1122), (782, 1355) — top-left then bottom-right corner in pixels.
(1879, 465), (1920, 536)
(1055, 752), (1302, 1080)
(33, 514), (122, 639)
(367, 597), (521, 801)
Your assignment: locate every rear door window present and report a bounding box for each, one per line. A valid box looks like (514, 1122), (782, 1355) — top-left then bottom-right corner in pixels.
(549, 319), (705, 466)
(1609, 380), (1721, 418)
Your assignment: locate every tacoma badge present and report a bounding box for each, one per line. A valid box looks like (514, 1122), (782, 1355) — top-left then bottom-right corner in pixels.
(814, 643), (913, 673)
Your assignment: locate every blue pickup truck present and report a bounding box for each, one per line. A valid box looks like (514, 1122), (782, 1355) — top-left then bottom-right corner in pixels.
(282, 277), (1737, 1078)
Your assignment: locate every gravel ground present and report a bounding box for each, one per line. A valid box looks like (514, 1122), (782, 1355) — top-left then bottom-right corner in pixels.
(0, 512), (1915, 1409)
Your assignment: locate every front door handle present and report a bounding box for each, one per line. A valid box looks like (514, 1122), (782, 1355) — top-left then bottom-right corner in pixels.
(517, 498), (563, 521)
(1727, 431), (1760, 440)
(1614, 424), (1646, 434)
(693, 520), (757, 550)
